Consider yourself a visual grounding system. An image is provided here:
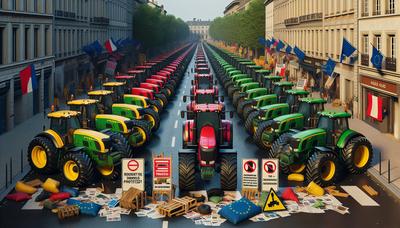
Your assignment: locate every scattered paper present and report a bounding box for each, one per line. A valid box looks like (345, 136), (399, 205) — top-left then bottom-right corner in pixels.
(341, 186), (379, 206)
(22, 189), (44, 210)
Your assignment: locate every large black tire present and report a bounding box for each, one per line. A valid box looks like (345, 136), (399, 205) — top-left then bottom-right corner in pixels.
(98, 164), (121, 181)
(130, 119), (152, 148)
(154, 93), (168, 107)
(147, 99), (162, 113)
(306, 152), (340, 187)
(253, 120), (275, 151)
(143, 108), (160, 131)
(227, 86), (237, 98)
(220, 153), (237, 190)
(61, 152), (95, 187)
(165, 84), (175, 96)
(341, 136), (373, 174)
(27, 136), (59, 174)
(245, 111), (261, 135)
(237, 100), (253, 118)
(179, 153), (197, 191)
(269, 132), (293, 159)
(103, 131), (132, 158)
(243, 106), (256, 121)
(233, 94), (246, 108)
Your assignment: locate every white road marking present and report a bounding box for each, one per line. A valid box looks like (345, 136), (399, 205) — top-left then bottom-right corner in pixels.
(177, 110), (180, 116)
(171, 136), (176, 147)
(162, 221), (168, 228)
(179, 102), (182, 107)
(174, 120), (178, 128)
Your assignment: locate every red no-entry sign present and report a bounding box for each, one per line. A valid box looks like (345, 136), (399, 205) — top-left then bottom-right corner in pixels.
(127, 160), (139, 172)
(122, 158), (144, 191)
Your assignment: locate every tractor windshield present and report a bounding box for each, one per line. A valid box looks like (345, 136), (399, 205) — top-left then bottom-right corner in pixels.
(317, 116), (333, 131)
(298, 102), (310, 119)
(50, 118), (67, 136)
(68, 117), (81, 130)
(287, 94), (296, 108)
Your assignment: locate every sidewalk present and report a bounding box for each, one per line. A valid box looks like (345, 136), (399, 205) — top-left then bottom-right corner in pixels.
(310, 93), (400, 198)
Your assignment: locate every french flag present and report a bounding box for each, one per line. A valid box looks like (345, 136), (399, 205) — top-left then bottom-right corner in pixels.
(275, 64), (286, 77)
(19, 64), (37, 95)
(367, 93), (383, 121)
(105, 38), (117, 53)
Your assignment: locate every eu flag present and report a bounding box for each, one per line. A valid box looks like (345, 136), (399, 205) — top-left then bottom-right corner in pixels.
(285, 45), (292, 54)
(371, 46), (383, 70)
(258, 37), (266, 46)
(340, 38), (357, 63)
(294, 46), (305, 62)
(323, 58), (336, 76)
(265, 39), (271, 48)
(276, 40), (285, 52)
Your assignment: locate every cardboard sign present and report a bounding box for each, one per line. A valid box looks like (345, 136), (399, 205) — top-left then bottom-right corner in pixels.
(104, 60), (117, 76)
(296, 78), (307, 90)
(242, 159), (259, 190)
(263, 188), (287, 212)
(262, 159), (279, 192)
(122, 158), (144, 191)
(153, 157), (172, 191)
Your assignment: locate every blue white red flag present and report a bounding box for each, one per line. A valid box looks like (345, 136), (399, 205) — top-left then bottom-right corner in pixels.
(19, 64), (37, 95)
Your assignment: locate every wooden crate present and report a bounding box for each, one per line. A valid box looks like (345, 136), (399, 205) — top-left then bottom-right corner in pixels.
(58, 205), (80, 220)
(157, 196), (197, 217)
(120, 187), (146, 211)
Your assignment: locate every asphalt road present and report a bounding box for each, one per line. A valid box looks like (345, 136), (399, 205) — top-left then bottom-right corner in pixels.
(1, 48), (400, 228)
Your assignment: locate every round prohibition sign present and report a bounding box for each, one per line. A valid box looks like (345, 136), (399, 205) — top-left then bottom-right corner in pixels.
(127, 160), (139, 172)
(264, 161), (276, 174)
(243, 160), (257, 173)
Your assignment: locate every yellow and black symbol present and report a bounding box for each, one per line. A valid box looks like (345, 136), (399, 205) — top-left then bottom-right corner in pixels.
(263, 188), (287, 212)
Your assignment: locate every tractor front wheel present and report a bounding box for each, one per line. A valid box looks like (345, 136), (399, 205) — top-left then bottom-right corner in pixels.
(28, 136), (59, 174)
(237, 100), (253, 119)
(306, 152), (340, 187)
(243, 106), (256, 121)
(147, 99), (162, 113)
(179, 153), (197, 191)
(129, 119), (151, 148)
(98, 164), (121, 181)
(143, 108), (160, 131)
(253, 120), (275, 151)
(61, 152), (95, 187)
(233, 94), (246, 108)
(154, 93), (168, 107)
(245, 111), (261, 135)
(103, 131), (132, 158)
(220, 153), (237, 190)
(342, 136), (373, 174)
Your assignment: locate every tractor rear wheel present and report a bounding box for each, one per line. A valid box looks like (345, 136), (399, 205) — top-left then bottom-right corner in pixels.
(342, 136), (373, 174)
(129, 119), (151, 148)
(103, 131), (132, 158)
(61, 152), (95, 187)
(220, 153), (237, 190)
(237, 100), (253, 119)
(142, 108), (160, 131)
(245, 111), (261, 135)
(147, 99), (162, 113)
(28, 136), (59, 174)
(179, 153), (197, 191)
(306, 152), (340, 187)
(253, 120), (275, 151)
(154, 93), (168, 107)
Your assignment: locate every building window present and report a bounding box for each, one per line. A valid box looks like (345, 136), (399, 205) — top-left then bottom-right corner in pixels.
(361, 35), (370, 66)
(10, 0), (16, 10)
(362, 0), (369, 16)
(373, 0), (381, 15)
(25, 27), (29, 60)
(374, 34), (382, 51)
(45, 27), (50, 56)
(0, 27), (3, 65)
(388, 35), (396, 58)
(33, 0), (37, 12)
(12, 27), (18, 62)
(387, 0), (395, 14)
(34, 27), (39, 58)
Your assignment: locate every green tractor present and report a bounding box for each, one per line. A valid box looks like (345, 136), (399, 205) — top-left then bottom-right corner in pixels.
(88, 91), (160, 131)
(244, 103), (290, 135)
(111, 103), (160, 131)
(253, 97), (326, 151)
(27, 111), (128, 187)
(270, 111), (373, 186)
(67, 99), (151, 149)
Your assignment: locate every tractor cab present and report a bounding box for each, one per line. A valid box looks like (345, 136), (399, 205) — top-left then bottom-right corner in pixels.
(67, 99), (100, 129)
(193, 74), (214, 90)
(273, 81), (294, 102)
(246, 65), (263, 78)
(115, 75), (136, 92)
(131, 88), (154, 100)
(88, 90), (114, 114)
(297, 98), (326, 128)
(286, 89), (310, 112)
(103, 82), (126, 102)
(191, 88), (219, 104)
(140, 82), (160, 93)
(316, 111), (351, 146)
(255, 69), (272, 84)
(47, 111), (82, 145)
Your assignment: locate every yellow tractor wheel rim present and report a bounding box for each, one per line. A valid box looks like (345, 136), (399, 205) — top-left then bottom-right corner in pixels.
(157, 98), (164, 107)
(354, 145), (370, 168)
(98, 166), (114, 177)
(152, 105), (159, 113)
(31, 146), (47, 169)
(289, 164), (306, 173)
(144, 114), (156, 129)
(321, 160), (336, 181)
(134, 127), (147, 146)
(63, 160), (79, 181)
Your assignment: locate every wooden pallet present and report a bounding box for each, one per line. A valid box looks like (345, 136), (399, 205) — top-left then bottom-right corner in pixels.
(120, 187), (146, 211)
(157, 196), (197, 217)
(242, 188), (259, 200)
(57, 205), (80, 220)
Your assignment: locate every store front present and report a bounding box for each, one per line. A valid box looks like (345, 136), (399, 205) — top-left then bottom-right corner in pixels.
(299, 57), (324, 92)
(360, 75), (399, 134)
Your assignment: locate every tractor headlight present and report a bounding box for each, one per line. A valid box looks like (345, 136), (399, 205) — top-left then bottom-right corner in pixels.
(289, 139), (300, 152)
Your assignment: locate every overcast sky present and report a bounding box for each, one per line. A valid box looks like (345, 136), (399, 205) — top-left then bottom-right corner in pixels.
(157, 0), (232, 21)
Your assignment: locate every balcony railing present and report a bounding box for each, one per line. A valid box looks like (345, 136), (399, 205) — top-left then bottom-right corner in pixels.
(361, 12), (369, 17)
(55, 10), (76, 19)
(386, 8), (395, 14)
(361, 54), (369, 66)
(372, 11), (381, 16)
(287, 13), (322, 27)
(91, 17), (110, 25)
(385, 57), (397, 71)
(284, 17), (299, 26)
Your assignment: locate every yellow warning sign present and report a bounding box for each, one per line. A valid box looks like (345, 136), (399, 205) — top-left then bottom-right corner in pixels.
(263, 188), (287, 212)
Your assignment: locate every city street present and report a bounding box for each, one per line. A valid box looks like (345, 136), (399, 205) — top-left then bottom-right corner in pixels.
(1, 48), (400, 228)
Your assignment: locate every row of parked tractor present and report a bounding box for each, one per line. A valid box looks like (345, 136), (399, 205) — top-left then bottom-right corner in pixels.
(205, 43), (374, 187)
(179, 44), (237, 192)
(27, 43), (197, 187)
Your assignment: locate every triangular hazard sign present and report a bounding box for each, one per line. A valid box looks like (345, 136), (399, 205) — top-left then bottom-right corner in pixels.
(263, 188), (287, 212)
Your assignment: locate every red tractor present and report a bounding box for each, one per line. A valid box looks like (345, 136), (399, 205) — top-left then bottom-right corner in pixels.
(184, 88), (224, 119)
(191, 73), (216, 92)
(196, 67), (211, 74)
(179, 103), (236, 191)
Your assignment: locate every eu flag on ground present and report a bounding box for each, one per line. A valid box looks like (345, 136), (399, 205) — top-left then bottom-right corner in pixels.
(19, 64), (37, 95)
(323, 58), (336, 76)
(371, 46), (384, 70)
(340, 38), (357, 63)
(276, 40), (285, 52)
(294, 46), (305, 62)
(285, 45), (292, 54)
